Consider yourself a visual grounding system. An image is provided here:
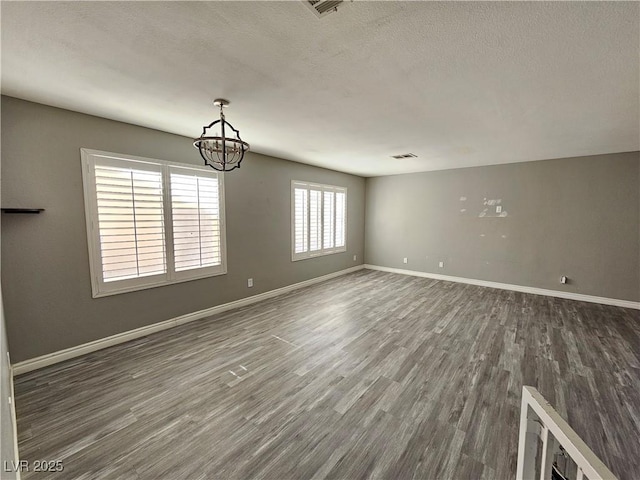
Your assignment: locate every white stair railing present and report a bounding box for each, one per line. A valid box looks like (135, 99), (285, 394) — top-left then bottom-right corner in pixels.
(516, 386), (618, 480)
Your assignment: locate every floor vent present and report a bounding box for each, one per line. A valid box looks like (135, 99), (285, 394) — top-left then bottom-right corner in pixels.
(391, 153), (418, 159)
(305, 0), (344, 18)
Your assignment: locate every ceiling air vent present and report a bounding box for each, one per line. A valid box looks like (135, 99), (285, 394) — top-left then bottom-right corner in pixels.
(305, 0), (344, 18)
(391, 153), (418, 159)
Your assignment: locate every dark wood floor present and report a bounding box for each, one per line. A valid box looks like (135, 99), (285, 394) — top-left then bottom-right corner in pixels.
(14, 270), (640, 479)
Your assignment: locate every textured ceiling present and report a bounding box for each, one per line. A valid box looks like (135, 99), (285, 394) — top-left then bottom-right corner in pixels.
(1, 1), (638, 176)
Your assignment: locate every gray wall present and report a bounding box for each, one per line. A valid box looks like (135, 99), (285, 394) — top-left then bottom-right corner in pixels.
(365, 152), (640, 302)
(1, 96), (365, 362)
(1, 110), (18, 478)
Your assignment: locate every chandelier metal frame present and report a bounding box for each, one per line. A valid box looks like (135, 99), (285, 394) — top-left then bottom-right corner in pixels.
(193, 99), (250, 172)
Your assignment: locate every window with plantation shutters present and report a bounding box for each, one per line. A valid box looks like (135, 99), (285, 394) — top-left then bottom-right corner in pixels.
(82, 149), (227, 297)
(170, 168), (222, 272)
(94, 162), (166, 283)
(291, 181), (347, 261)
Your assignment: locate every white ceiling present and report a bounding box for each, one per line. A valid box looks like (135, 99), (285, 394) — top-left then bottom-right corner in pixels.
(1, 1), (638, 176)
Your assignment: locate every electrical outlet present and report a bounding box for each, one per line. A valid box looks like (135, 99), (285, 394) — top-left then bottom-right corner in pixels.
(403, 257), (408, 264)
(496, 205), (502, 213)
(439, 261), (444, 268)
(560, 276), (567, 284)
(353, 255), (357, 261)
(247, 278), (253, 288)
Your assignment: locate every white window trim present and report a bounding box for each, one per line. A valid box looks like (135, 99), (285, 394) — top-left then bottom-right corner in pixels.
(291, 180), (347, 262)
(81, 148), (227, 298)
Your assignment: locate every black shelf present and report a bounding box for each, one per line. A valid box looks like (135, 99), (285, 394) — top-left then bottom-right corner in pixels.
(1, 208), (45, 214)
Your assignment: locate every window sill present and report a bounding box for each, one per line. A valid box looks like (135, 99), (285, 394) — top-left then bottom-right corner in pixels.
(291, 248), (347, 262)
(91, 267), (227, 298)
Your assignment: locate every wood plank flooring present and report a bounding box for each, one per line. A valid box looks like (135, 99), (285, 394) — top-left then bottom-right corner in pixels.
(13, 270), (640, 479)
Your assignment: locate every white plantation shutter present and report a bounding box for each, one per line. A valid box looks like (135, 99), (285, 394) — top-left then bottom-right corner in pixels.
(294, 188), (308, 254)
(323, 191), (335, 249)
(94, 163), (166, 283)
(335, 191), (346, 248)
(82, 150), (227, 297)
(170, 168), (222, 272)
(310, 189), (322, 252)
(291, 181), (346, 261)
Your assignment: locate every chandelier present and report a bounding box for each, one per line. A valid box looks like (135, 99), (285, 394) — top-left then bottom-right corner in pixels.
(193, 99), (250, 172)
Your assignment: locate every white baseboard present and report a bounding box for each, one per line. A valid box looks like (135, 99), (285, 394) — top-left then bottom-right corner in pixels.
(12, 265), (365, 375)
(364, 264), (640, 310)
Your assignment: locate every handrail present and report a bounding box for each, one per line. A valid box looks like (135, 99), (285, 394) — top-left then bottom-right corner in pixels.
(516, 386), (618, 480)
